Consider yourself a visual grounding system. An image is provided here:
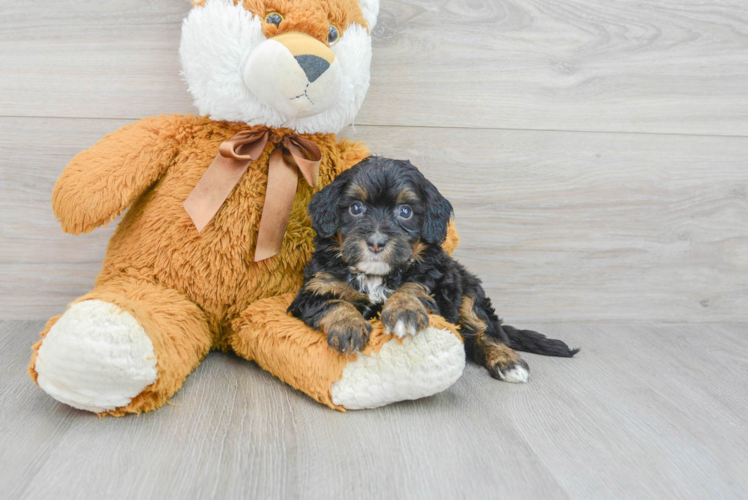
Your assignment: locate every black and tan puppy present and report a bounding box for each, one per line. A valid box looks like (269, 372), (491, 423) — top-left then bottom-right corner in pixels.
(289, 157), (578, 382)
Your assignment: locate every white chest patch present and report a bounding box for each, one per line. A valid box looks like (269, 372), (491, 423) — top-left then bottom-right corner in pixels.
(353, 273), (392, 304)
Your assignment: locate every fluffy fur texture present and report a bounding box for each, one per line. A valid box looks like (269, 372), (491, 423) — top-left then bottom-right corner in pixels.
(290, 157), (579, 380)
(181, 0), (373, 133)
(232, 294), (464, 410)
(34, 300), (158, 413)
(330, 323), (465, 410)
(30, 0), (467, 415)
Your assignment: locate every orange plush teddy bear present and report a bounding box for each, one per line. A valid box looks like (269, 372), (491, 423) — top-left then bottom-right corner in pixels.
(29, 0), (465, 415)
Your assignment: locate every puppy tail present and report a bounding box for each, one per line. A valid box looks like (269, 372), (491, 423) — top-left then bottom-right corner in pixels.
(501, 324), (579, 358)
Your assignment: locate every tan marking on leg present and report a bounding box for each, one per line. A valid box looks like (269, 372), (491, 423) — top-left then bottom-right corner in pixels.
(479, 337), (522, 367)
(319, 301), (365, 332)
(459, 295), (486, 334)
(305, 273), (368, 302)
(398, 283), (435, 307)
(459, 295), (522, 368)
(385, 283), (434, 315)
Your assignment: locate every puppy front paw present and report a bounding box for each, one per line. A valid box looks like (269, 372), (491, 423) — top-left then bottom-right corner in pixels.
(327, 319), (372, 354)
(319, 302), (372, 354)
(381, 299), (429, 338)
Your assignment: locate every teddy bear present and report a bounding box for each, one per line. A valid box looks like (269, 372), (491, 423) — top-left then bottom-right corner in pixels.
(28, 0), (466, 416)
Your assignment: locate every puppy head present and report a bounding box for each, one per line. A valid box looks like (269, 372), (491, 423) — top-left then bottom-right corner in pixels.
(309, 157), (453, 275)
(180, 0), (379, 134)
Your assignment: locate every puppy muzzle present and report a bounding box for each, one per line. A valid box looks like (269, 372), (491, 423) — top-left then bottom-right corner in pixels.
(343, 232), (413, 276)
(243, 32), (343, 118)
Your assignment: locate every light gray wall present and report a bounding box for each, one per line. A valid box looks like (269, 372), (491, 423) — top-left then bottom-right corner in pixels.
(1, 0), (746, 321)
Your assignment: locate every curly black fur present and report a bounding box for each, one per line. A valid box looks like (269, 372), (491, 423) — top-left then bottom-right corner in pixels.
(290, 157), (578, 377)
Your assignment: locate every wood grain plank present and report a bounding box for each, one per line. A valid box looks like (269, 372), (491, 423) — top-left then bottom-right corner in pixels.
(0, 263), (102, 318)
(3, 117), (746, 322)
(0, 319), (567, 500)
(0, 321), (79, 498)
(289, 386), (567, 500)
(17, 355), (301, 500)
(3, 321), (747, 499)
(491, 323), (748, 499)
(354, 126), (748, 323)
(0, 117), (126, 264)
(0, 0), (191, 119)
(1, 0), (747, 136)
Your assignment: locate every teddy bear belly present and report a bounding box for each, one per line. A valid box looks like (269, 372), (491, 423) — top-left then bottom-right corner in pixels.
(96, 187), (312, 330)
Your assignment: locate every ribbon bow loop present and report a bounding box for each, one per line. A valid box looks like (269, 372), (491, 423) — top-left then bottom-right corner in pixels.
(282, 136), (321, 188)
(183, 129), (322, 262)
(218, 130), (269, 161)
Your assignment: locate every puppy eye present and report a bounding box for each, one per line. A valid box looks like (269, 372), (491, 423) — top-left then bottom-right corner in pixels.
(265, 12), (283, 27)
(398, 205), (413, 219)
(349, 202), (365, 216)
(328, 26), (340, 45)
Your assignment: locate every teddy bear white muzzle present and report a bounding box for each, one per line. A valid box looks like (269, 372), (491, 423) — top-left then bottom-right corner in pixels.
(243, 32), (343, 118)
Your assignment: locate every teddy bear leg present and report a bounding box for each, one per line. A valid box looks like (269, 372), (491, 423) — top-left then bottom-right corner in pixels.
(29, 278), (213, 416)
(229, 294), (466, 410)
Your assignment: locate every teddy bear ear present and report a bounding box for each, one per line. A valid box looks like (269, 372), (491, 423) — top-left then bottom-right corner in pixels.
(358, 0), (380, 30)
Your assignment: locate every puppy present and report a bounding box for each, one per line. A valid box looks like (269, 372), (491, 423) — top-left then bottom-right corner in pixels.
(289, 157), (578, 382)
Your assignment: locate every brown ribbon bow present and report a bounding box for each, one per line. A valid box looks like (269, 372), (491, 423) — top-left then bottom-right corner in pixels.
(183, 129), (322, 262)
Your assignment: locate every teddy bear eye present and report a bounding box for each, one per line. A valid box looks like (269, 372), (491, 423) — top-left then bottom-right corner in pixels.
(265, 12), (283, 27)
(328, 26), (340, 45)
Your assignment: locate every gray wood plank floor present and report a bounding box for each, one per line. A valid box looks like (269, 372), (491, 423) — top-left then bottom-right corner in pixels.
(2, 320), (747, 499)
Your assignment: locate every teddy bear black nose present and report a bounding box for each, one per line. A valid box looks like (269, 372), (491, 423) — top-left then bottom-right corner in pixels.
(294, 55), (330, 83)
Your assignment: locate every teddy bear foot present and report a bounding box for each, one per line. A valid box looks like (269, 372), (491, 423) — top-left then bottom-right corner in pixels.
(330, 326), (466, 410)
(34, 300), (158, 413)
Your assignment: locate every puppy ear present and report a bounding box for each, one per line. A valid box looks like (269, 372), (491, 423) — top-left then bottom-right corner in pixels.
(420, 177), (454, 245)
(308, 169), (353, 238)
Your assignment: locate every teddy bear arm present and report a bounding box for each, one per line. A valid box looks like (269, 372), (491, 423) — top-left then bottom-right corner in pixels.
(52, 116), (181, 235)
(229, 294), (466, 411)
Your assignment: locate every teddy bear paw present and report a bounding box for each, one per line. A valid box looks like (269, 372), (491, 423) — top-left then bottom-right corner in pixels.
(34, 300), (158, 413)
(330, 327), (465, 410)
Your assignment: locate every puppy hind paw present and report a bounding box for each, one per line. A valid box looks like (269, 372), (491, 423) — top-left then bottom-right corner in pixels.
(489, 359), (530, 384)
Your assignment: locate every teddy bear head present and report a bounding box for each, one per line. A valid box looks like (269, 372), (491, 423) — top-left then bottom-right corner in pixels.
(180, 0), (379, 134)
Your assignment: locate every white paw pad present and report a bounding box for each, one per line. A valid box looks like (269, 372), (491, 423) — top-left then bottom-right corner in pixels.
(35, 300), (158, 413)
(330, 327), (466, 410)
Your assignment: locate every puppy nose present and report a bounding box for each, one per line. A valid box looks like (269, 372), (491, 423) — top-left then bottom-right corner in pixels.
(367, 234), (388, 254)
(295, 55), (330, 83)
